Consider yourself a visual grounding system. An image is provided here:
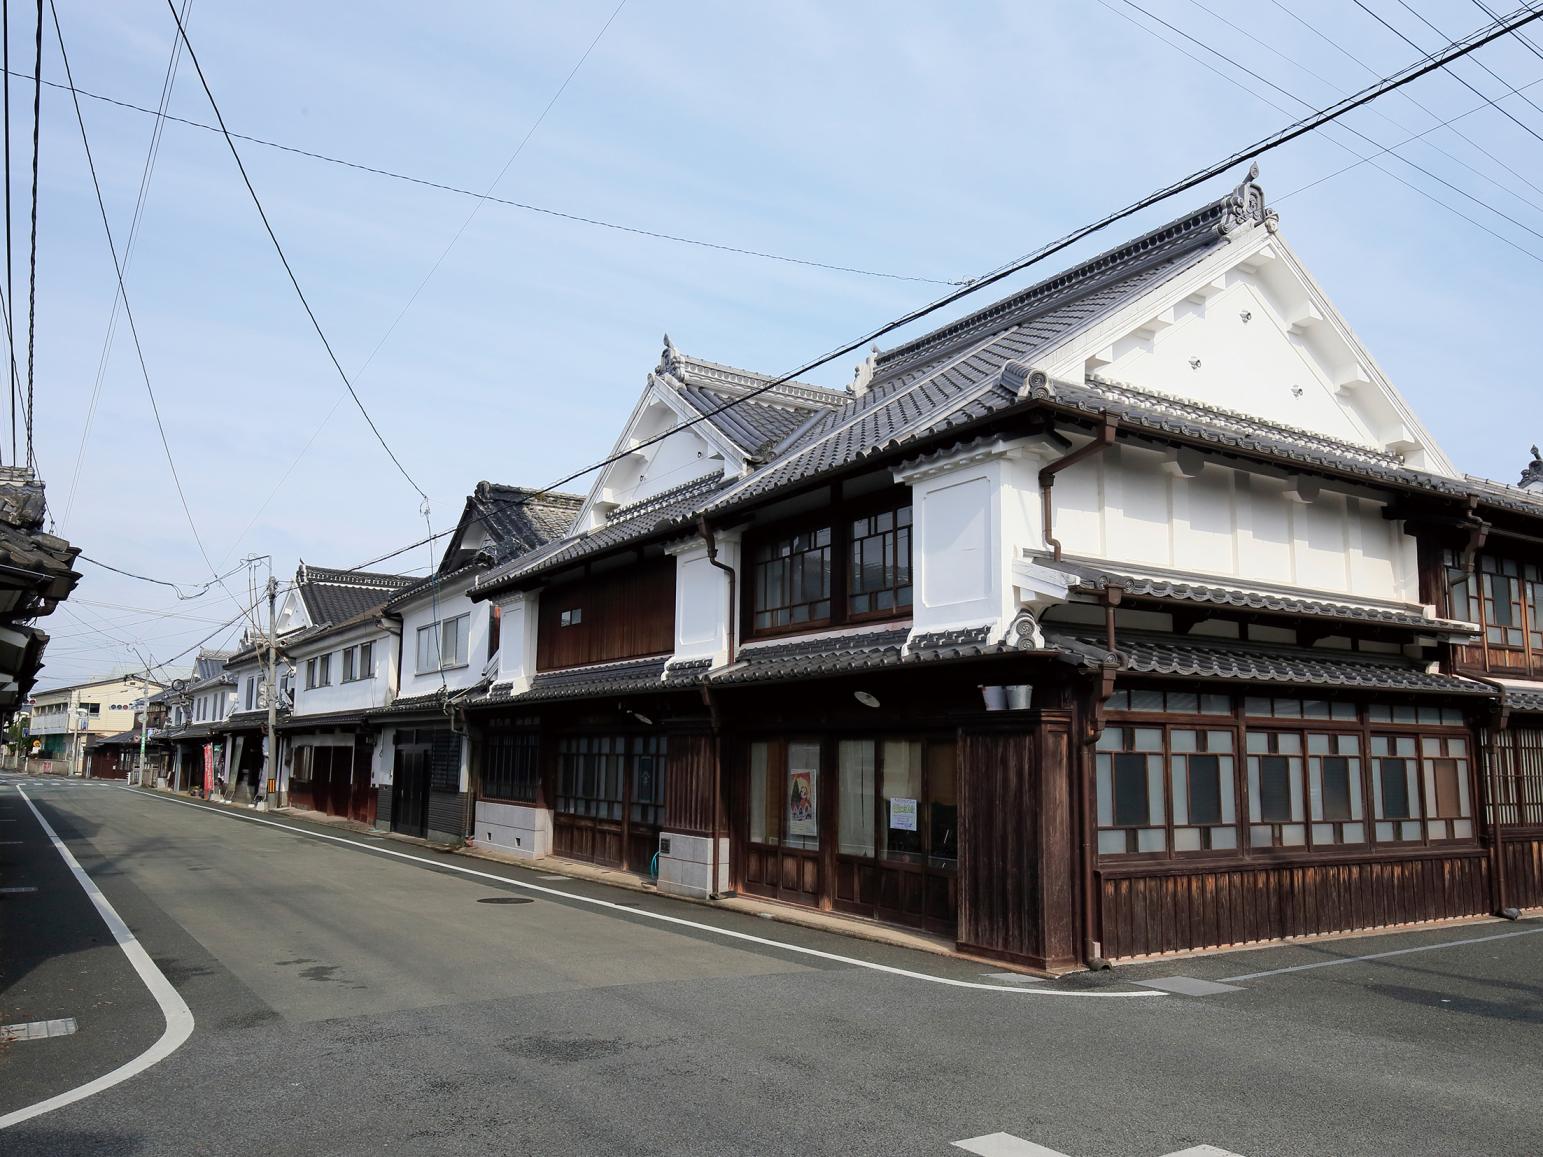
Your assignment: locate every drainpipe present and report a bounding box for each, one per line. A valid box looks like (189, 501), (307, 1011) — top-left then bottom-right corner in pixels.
(697, 517), (737, 665)
(1040, 415), (1118, 562)
(1080, 665), (1118, 968)
(698, 517), (737, 901)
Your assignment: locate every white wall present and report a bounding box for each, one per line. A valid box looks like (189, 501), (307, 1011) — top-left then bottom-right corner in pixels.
(291, 623), (397, 717)
(668, 534), (739, 666)
(495, 590), (539, 690)
(397, 577), (494, 698)
(1051, 442), (1417, 602)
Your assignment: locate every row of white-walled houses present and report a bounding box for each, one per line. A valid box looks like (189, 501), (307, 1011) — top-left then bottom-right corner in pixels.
(155, 169), (1543, 967)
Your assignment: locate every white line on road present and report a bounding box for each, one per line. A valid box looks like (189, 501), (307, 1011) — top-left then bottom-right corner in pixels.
(123, 788), (1161, 999)
(0, 885), (38, 894)
(954, 1132), (1072, 1156)
(0, 788), (196, 1131)
(1222, 923), (1543, 982)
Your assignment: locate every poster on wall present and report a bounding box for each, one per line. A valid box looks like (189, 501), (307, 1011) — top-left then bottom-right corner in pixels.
(889, 797), (918, 832)
(788, 768), (818, 837)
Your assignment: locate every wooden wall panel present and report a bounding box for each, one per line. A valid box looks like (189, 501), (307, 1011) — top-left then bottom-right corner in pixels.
(1503, 836), (1543, 910)
(536, 557), (676, 671)
(663, 733), (716, 836)
(1098, 851), (1492, 959)
(958, 731), (1038, 965)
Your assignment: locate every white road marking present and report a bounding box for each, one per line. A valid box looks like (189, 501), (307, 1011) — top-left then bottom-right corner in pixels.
(954, 1133), (1070, 1156)
(0, 885), (38, 894)
(1163, 1148), (1246, 1156)
(0, 788), (196, 1131)
(1134, 976), (1244, 997)
(122, 788), (1161, 1000)
(1222, 923), (1543, 982)
(1, 1017), (79, 1042)
(538, 874), (569, 880)
(0, 839), (22, 845)
(982, 971), (1046, 984)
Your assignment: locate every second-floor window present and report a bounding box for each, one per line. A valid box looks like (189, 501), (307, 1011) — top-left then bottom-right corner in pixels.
(417, 615), (469, 672)
(1446, 550), (1543, 670)
(749, 498), (913, 635)
(305, 654), (332, 690)
(244, 678), (256, 712)
(341, 642), (375, 683)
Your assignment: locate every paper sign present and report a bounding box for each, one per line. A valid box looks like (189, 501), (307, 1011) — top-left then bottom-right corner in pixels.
(889, 797), (918, 832)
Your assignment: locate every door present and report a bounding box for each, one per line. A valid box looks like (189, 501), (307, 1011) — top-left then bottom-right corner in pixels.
(392, 744), (429, 838)
(553, 735), (666, 871)
(740, 739), (824, 907)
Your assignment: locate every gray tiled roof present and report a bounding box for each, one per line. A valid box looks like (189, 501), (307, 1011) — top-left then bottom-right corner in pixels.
(369, 691), (452, 718)
(296, 564), (415, 627)
(708, 623), (1018, 686)
(1047, 559), (1477, 636)
(279, 708), (369, 731)
(468, 654), (705, 706)
(1500, 683), (1543, 715)
(1050, 631), (1493, 696)
(475, 471), (732, 594)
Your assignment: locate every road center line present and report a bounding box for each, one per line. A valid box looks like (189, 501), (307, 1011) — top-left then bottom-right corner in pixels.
(123, 787), (1160, 999)
(1222, 924), (1543, 982)
(0, 788), (196, 1131)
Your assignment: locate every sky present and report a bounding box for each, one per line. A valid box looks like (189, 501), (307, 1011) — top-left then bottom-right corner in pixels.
(18, 0), (1543, 690)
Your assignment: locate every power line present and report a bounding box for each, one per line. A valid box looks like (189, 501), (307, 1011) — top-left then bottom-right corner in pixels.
(345, 2), (1543, 576)
(163, 0), (425, 503)
(1353, 0), (1543, 147)
(1264, 0), (1543, 205)
(4, 0), (14, 465)
(215, 0), (630, 564)
(1425, 0), (1543, 118)
(1474, 0), (1543, 58)
(60, 0), (192, 533)
(76, 552), (252, 600)
(49, 1), (256, 635)
(1109, 0), (1543, 261)
(0, 70), (961, 288)
(1185, 0), (1543, 215)
(22, 0), (38, 469)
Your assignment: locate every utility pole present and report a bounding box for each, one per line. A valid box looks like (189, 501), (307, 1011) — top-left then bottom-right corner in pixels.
(265, 573), (280, 809)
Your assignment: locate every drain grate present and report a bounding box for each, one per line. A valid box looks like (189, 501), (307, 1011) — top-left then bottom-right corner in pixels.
(477, 896), (535, 905)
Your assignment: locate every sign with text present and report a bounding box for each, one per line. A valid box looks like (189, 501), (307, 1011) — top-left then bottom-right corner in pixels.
(889, 797), (918, 832)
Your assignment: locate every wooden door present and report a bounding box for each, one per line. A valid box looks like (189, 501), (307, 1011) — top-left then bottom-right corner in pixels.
(739, 738), (824, 908)
(391, 747), (429, 838)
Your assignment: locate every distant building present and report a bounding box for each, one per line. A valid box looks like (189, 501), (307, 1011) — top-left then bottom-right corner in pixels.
(28, 674), (164, 773)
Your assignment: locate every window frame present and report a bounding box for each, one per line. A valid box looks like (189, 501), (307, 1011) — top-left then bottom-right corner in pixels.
(1096, 689), (1477, 864)
(743, 492), (915, 640)
(1444, 549), (1543, 675)
(416, 614), (470, 673)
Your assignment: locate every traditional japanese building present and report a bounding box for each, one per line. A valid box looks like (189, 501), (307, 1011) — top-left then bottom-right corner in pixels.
(438, 167), (1543, 967)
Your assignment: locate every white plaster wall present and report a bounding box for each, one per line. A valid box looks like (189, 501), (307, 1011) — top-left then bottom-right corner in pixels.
(670, 536), (738, 666)
(1049, 444), (1417, 602)
(291, 624), (396, 718)
(474, 800), (552, 859)
(495, 591), (539, 689)
(397, 578), (493, 698)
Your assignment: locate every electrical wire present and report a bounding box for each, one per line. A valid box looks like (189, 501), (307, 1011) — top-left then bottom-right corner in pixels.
(341, 2), (1543, 578)
(1354, 0), (1543, 147)
(1474, 0), (1543, 58)
(60, 0), (192, 533)
(1185, 0), (1543, 215)
(4, 0), (13, 465)
(164, 0), (427, 502)
(1265, 0), (1543, 203)
(76, 552), (251, 600)
(49, 2), (257, 635)
(22, 0), (38, 468)
(0, 71), (959, 288)
(1108, 0), (1543, 261)
(1426, 0), (1543, 118)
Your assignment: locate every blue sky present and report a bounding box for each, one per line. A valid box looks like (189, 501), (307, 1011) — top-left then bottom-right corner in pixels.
(25, 0), (1543, 687)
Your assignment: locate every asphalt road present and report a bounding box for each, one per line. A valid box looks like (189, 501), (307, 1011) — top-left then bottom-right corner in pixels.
(1, 774), (1540, 1157)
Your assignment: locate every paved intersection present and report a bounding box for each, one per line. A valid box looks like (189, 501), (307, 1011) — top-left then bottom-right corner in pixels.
(1, 774), (1539, 1156)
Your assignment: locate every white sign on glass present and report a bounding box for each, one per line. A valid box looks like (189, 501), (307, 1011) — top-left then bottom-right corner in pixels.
(889, 797), (918, 832)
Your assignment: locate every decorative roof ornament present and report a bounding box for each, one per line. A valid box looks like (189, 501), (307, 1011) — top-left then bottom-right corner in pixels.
(850, 344), (880, 397)
(1216, 162), (1278, 237)
(1521, 444), (1543, 490)
(657, 333), (682, 377)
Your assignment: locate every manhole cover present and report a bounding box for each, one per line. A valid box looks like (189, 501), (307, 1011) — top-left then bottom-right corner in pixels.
(477, 896), (535, 905)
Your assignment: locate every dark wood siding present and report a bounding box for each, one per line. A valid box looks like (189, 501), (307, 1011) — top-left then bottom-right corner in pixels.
(956, 713), (1078, 970)
(1503, 836), (1543, 910)
(663, 733), (716, 836)
(536, 557), (675, 671)
(1097, 849), (1492, 959)
(426, 791), (467, 843)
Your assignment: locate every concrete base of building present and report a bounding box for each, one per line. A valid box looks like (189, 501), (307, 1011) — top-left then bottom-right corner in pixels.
(472, 800), (552, 859)
(655, 832), (729, 898)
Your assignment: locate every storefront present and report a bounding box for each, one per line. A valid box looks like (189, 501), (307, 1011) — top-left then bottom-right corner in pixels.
(552, 732), (667, 871)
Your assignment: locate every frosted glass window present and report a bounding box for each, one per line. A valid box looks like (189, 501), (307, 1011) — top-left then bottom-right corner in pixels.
(785, 741), (821, 850)
(837, 740), (875, 857)
(750, 742), (769, 844)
